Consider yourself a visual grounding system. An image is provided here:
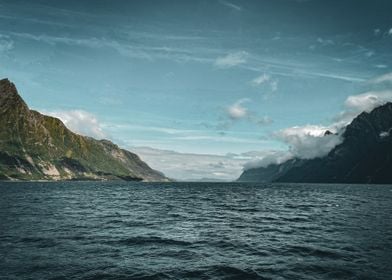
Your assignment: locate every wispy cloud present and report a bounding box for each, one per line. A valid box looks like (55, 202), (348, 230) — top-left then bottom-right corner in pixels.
(342, 90), (392, 115)
(0, 35), (14, 53)
(371, 72), (392, 84)
(219, 0), (242, 11)
(214, 51), (248, 68)
(104, 122), (267, 146)
(251, 73), (279, 99)
(375, 64), (388, 69)
(252, 73), (271, 85)
(316, 37), (335, 46)
(103, 123), (201, 135)
(9, 32), (214, 63)
(235, 52), (368, 82)
(8, 31), (369, 83)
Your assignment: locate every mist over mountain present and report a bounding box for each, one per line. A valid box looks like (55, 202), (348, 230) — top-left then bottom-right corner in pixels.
(0, 79), (168, 182)
(238, 102), (392, 184)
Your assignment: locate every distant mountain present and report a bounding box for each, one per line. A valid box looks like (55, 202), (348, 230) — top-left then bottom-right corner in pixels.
(237, 158), (306, 183)
(238, 102), (392, 184)
(0, 78), (168, 181)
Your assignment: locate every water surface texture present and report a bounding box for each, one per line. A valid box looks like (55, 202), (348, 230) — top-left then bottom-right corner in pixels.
(1, 182), (392, 279)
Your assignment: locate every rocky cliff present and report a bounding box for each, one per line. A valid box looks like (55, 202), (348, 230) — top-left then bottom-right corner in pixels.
(0, 78), (168, 181)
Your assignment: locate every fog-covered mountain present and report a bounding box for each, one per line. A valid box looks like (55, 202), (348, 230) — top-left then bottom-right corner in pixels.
(238, 103), (392, 184)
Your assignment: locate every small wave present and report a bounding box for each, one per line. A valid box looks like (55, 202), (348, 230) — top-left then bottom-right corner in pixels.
(19, 236), (58, 248)
(206, 265), (267, 280)
(286, 245), (344, 259)
(107, 236), (192, 246)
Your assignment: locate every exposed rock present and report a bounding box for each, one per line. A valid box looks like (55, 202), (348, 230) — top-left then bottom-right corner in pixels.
(0, 78), (169, 182)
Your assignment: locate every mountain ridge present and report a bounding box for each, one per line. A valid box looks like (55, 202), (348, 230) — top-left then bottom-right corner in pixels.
(238, 102), (392, 184)
(0, 78), (169, 182)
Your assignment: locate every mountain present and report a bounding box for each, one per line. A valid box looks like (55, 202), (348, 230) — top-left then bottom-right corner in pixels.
(0, 78), (168, 181)
(238, 102), (392, 184)
(237, 158), (306, 183)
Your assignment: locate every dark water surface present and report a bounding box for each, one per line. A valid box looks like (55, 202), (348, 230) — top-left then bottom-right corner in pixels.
(0, 182), (392, 280)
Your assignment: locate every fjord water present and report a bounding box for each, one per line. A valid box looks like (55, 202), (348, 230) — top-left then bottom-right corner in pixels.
(0, 182), (391, 280)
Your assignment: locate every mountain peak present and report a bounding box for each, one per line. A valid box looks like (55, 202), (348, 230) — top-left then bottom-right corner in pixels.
(0, 78), (17, 95)
(0, 78), (28, 110)
(0, 79), (168, 182)
(324, 130), (333, 136)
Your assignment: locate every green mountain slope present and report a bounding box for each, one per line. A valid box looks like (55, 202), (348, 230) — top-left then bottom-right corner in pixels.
(0, 78), (168, 181)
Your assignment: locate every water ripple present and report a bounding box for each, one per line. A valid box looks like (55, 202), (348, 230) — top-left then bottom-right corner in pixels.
(0, 182), (392, 279)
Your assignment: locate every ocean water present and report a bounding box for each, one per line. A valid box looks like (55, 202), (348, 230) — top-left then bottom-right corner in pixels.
(0, 182), (391, 280)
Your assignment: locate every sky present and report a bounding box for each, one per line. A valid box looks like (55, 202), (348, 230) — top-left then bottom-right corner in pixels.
(1, 0), (392, 180)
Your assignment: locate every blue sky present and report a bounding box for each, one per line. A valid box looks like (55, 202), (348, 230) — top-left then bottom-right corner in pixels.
(1, 0), (392, 180)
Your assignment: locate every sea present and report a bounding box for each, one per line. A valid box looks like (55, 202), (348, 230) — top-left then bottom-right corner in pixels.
(0, 182), (391, 280)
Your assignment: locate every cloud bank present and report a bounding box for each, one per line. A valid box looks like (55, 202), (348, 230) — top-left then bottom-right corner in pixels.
(275, 125), (343, 160)
(130, 147), (263, 181)
(243, 73), (392, 170)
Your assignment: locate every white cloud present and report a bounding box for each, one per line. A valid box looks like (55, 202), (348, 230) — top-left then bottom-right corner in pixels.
(219, 0), (242, 11)
(316, 37), (335, 46)
(130, 147), (260, 181)
(242, 124), (343, 170)
(244, 73), (392, 169)
(45, 110), (107, 139)
(371, 72), (392, 84)
(389, 28), (392, 36)
(214, 51), (248, 68)
(225, 98), (273, 127)
(274, 88), (392, 162)
(275, 125), (343, 160)
(227, 98), (249, 119)
(331, 73), (392, 128)
(252, 73), (271, 85)
(380, 131), (390, 138)
(344, 90), (392, 113)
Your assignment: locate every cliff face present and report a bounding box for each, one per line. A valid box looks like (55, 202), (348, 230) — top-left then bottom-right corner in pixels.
(238, 103), (392, 184)
(0, 78), (168, 181)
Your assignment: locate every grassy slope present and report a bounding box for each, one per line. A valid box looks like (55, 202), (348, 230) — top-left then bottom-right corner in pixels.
(0, 79), (167, 181)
